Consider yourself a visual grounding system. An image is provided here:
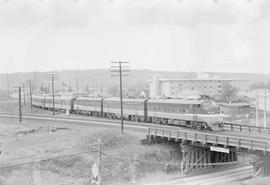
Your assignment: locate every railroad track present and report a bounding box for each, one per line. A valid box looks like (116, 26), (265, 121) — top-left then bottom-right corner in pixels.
(1, 112), (270, 143)
(143, 164), (253, 185)
(1, 111), (269, 135)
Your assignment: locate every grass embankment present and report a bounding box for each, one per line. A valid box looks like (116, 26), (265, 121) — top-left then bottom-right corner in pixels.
(0, 131), (179, 185)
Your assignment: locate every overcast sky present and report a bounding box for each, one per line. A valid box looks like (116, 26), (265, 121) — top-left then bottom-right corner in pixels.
(1, 0), (270, 73)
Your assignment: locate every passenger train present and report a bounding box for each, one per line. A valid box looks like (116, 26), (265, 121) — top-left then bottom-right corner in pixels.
(32, 95), (226, 131)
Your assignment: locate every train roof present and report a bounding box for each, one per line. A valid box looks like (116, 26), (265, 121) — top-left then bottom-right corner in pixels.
(75, 97), (103, 101)
(103, 97), (148, 103)
(219, 103), (251, 107)
(147, 99), (212, 105)
(44, 96), (75, 100)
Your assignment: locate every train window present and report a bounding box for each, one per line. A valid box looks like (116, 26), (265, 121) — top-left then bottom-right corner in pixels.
(197, 104), (200, 108)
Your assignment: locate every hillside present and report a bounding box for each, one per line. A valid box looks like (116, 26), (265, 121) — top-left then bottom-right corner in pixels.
(1, 69), (270, 94)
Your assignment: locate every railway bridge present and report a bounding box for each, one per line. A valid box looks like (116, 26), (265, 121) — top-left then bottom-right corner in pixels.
(146, 127), (270, 176)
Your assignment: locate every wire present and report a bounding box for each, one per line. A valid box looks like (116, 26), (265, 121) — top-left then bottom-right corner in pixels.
(0, 143), (98, 169)
(0, 151), (91, 169)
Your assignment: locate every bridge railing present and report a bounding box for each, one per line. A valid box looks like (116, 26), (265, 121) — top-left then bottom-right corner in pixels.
(223, 122), (270, 134)
(147, 127), (269, 154)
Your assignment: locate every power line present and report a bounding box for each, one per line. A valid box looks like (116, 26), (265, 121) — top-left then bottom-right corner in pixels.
(111, 61), (130, 134)
(0, 151), (90, 169)
(0, 143), (98, 169)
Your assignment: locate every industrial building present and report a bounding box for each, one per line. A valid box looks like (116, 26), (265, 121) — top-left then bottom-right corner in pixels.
(148, 76), (250, 98)
(246, 89), (270, 112)
(219, 102), (251, 120)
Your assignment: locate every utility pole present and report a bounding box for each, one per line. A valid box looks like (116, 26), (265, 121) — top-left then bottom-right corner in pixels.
(92, 78), (95, 95)
(19, 87), (22, 122)
(111, 61), (129, 134)
(33, 71), (37, 94)
(264, 88), (267, 128)
(12, 86), (22, 121)
(6, 69), (9, 100)
(256, 89), (259, 126)
(28, 80), (33, 109)
(76, 79), (79, 97)
(48, 73), (59, 116)
(22, 83), (26, 104)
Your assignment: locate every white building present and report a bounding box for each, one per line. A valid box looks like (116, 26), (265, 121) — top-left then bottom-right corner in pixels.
(148, 76), (249, 98)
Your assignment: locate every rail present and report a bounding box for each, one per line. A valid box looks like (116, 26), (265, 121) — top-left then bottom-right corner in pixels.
(1, 111), (270, 135)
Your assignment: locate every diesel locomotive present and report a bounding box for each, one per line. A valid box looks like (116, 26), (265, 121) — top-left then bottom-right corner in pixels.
(32, 95), (226, 131)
